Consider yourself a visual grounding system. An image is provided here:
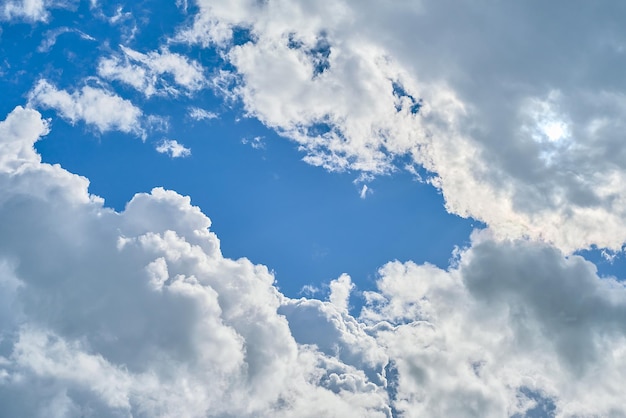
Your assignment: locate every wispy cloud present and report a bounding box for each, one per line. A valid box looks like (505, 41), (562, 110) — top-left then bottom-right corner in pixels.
(188, 106), (218, 121)
(241, 136), (264, 150)
(98, 46), (207, 98)
(38, 27), (96, 53)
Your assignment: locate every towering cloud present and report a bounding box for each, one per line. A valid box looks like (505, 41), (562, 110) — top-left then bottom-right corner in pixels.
(1, 106), (625, 417)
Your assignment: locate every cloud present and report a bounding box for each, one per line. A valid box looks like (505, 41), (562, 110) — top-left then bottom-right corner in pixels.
(1, 0), (48, 22)
(361, 233), (626, 417)
(241, 135), (264, 149)
(188, 106), (218, 121)
(0, 106), (392, 417)
(28, 79), (143, 136)
(174, 0), (626, 252)
(98, 46), (207, 97)
(37, 27), (96, 53)
(359, 184), (372, 199)
(2, 105), (626, 416)
(156, 139), (191, 158)
(328, 273), (354, 312)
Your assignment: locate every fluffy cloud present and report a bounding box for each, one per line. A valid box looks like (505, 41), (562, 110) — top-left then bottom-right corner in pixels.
(1, 0), (49, 21)
(156, 139), (191, 158)
(28, 79), (144, 136)
(98, 46), (207, 97)
(362, 234), (626, 417)
(0, 106), (391, 417)
(2, 105), (626, 417)
(174, 0), (626, 252)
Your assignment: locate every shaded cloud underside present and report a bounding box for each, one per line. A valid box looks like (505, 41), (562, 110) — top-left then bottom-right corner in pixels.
(3, 1), (626, 417)
(1, 106), (626, 417)
(177, 0), (626, 252)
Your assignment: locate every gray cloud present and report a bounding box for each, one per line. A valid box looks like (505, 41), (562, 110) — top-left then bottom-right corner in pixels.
(1, 106), (626, 416)
(174, 0), (626, 251)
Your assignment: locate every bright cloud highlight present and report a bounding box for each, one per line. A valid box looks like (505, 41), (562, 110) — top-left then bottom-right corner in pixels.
(1, 105), (625, 417)
(28, 79), (144, 136)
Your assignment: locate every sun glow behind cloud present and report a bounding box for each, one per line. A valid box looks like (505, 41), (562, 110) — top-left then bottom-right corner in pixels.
(1, 1), (626, 417)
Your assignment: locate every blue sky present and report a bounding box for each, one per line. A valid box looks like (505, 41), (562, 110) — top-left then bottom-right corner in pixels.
(1, 1), (478, 300)
(2, 1), (626, 417)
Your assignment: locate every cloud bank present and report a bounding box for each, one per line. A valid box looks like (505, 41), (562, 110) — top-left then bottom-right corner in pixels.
(1, 105), (626, 417)
(174, 0), (626, 252)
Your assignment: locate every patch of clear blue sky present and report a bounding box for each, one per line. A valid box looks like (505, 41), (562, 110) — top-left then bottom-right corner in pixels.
(1, 0), (622, 309)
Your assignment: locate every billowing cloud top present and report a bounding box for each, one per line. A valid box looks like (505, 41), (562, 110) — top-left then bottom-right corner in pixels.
(2, 1), (626, 417)
(1, 104), (626, 416)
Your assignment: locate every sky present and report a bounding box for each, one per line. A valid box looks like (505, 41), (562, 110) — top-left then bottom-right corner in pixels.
(1, 1), (626, 417)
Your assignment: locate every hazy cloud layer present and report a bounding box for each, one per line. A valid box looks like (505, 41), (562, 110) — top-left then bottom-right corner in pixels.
(175, 0), (626, 252)
(1, 106), (626, 417)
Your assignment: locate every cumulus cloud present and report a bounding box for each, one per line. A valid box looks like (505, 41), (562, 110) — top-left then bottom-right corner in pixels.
(2, 105), (626, 417)
(156, 139), (191, 158)
(0, 106), (391, 417)
(361, 233), (626, 417)
(28, 79), (143, 136)
(173, 0), (626, 252)
(98, 46), (207, 97)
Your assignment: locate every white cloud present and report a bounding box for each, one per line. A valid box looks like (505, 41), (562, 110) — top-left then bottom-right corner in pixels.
(1, 0), (48, 22)
(108, 5), (131, 24)
(0, 0), (75, 22)
(188, 106), (218, 121)
(2, 105), (626, 416)
(156, 139), (191, 158)
(28, 79), (143, 136)
(0, 106), (392, 417)
(98, 46), (207, 97)
(361, 233), (626, 417)
(241, 135), (264, 149)
(174, 0), (626, 252)
(38, 27), (96, 53)
(359, 184), (372, 199)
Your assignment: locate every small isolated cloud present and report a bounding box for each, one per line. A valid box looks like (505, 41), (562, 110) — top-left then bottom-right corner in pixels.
(98, 46), (207, 97)
(359, 184), (372, 199)
(241, 136), (265, 150)
(188, 106), (218, 121)
(156, 139), (191, 158)
(28, 79), (143, 136)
